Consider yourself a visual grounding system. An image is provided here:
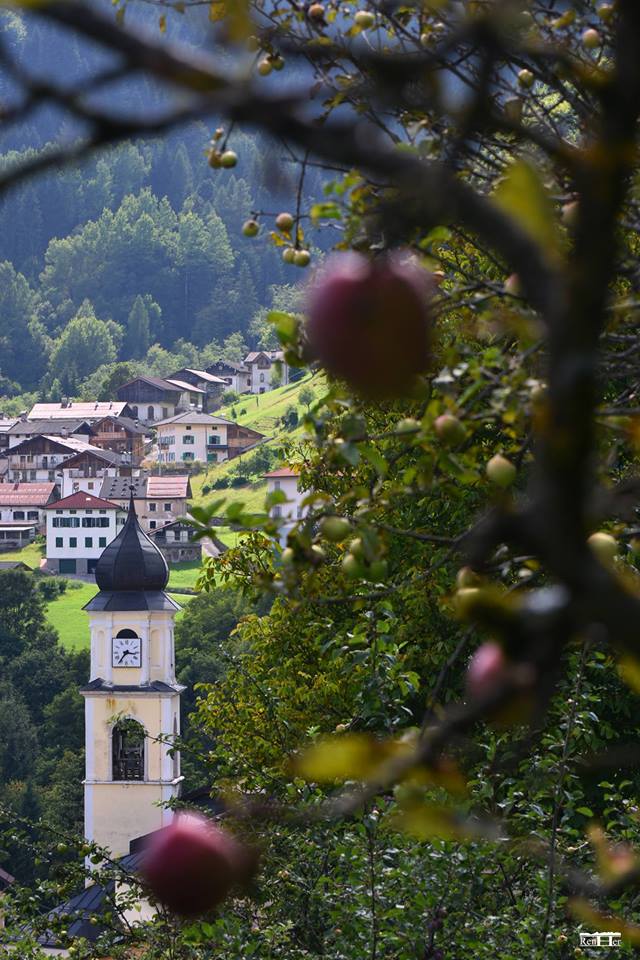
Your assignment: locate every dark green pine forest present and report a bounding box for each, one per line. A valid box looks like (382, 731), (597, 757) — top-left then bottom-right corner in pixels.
(0, 7), (320, 410)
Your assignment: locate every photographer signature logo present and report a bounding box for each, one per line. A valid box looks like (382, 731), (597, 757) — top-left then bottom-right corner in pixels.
(579, 931), (622, 948)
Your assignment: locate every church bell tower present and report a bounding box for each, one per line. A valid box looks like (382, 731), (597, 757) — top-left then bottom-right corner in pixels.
(81, 493), (184, 858)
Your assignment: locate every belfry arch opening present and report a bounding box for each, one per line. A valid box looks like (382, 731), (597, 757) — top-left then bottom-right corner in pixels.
(112, 717), (145, 781)
(115, 628), (138, 639)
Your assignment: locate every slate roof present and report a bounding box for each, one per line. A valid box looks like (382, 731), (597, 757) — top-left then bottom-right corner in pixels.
(0, 481), (57, 505)
(28, 401), (129, 420)
(99, 475), (191, 500)
(45, 491), (121, 511)
(80, 678), (184, 694)
(7, 418), (91, 436)
(84, 590), (181, 612)
(94, 495), (169, 592)
(36, 850), (146, 949)
(60, 446), (124, 468)
(0, 560), (33, 571)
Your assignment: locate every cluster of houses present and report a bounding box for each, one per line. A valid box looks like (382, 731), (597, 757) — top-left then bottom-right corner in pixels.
(0, 350), (306, 576)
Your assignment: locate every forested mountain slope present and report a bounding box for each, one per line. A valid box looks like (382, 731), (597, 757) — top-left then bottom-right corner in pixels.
(0, 6), (321, 401)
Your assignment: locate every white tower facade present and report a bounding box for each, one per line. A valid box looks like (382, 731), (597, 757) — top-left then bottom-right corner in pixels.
(81, 495), (184, 859)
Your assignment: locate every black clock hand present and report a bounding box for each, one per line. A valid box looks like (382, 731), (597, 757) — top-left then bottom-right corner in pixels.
(118, 649), (133, 663)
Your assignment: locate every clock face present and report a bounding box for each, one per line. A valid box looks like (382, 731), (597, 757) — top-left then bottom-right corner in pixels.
(112, 636), (142, 668)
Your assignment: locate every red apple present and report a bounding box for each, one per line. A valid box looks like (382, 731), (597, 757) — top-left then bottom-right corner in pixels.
(305, 252), (433, 398)
(466, 642), (507, 701)
(141, 813), (256, 916)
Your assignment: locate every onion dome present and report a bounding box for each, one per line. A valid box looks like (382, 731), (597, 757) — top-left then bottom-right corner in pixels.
(95, 491), (169, 593)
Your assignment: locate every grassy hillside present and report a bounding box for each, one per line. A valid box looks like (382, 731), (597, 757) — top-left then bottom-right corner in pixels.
(0, 540), (45, 567)
(190, 372), (322, 516)
(47, 582), (193, 651)
(217, 371), (319, 434)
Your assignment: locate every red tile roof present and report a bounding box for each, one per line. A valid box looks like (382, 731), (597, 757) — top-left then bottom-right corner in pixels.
(264, 467), (299, 478)
(0, 482), (57, 506)
(146, 476), (191, 499)
(45, 492), (121, 511)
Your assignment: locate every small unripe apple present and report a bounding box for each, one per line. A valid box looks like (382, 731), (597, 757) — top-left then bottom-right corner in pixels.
(504, 273), (521, 296)
(207, 149), (222, 168)
(434, 413), (465, 447)
(597, 3), (614, 22)
(242, 219), (259, 238)
(294, 249), (311, 267)
(276, 211), (295, 232)
(582, 28), (601, 49)
(466, 642), (507, 701)
(419, 32), (429, 48)
(395, 417), (420, 434)
(142, 814), (256, 916)
(281, 547), (296, 565)
(342, 552), (363, 579)
(456, 566), (481, 589)
(588, 531), (617, 565)
(305, 251), (433, 398)
(282, 247), (296, 264)
(486, 454), (517, 488)
(367, 559), (388, 581)
(308, 3), (325, 19)
(349, 537), (365, 561)
(321, 516), (352, 542)
(257, 58), (273, 75)
(271, 55), (285, 70)
(517, 68), (534, 89)
(220, 150), (238, 168)
(354, 9), (375, 28)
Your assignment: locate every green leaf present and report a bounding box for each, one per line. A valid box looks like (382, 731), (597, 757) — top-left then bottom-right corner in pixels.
(493, 160), (563, 263)
(576, 807), (595, 818)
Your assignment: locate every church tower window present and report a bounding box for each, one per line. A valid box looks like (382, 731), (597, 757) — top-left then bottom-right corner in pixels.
(112, 718), (145, 781)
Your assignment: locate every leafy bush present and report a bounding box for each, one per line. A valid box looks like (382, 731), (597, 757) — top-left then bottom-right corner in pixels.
(35, 576), (68, 601)
(281, 404), (299, 429)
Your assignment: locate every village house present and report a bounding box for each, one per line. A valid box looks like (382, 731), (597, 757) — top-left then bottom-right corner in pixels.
(0, 480), (59, 550)
(0, 435), (115, 484)
(58, 447), (132, 498)
(169, 368), (228, 411)
(99, 474), (191, 532)
(264, 466), (307, 545)
(244, 350), (290, 393)
(205, 359), (252, 395)
(116, 376), (206, 423)
(44, 491), (125, 575)
(28, 400), (133, 421)
(155, 411), (265, 464)
(148, 518), (202, 563)
(0, 481), (59, 528)
(87, 415), (148, 464)
(6, 418), (94, 448)
(0, 418), (17, 454)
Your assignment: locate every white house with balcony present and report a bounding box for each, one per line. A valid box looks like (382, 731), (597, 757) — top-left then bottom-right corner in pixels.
(264, 466), (307, 545)
(244, 351), (290, 393)
(155, 412), (234, 465)
(45, 491), (125, 575)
